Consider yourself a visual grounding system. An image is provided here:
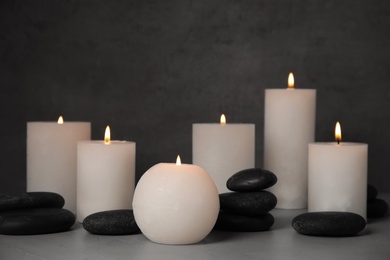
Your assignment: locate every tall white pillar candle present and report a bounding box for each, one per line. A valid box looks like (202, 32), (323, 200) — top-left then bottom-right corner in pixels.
(193, 115), (255, 193)
(27, 117), (91, 213)
(133, 156), (219, 245)
(77, 126), (136, 222)
(264, 73), (316, 209)
(308, 122), (368, 219)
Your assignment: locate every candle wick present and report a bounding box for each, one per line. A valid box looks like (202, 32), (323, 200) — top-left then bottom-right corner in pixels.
(337, 140), (340, 145)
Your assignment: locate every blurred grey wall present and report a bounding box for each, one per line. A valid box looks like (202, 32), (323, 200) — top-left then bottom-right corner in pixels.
(1, 0), (389, 193)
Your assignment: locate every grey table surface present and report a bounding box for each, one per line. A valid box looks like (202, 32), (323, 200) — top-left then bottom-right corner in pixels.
(1, 193), (389, 260)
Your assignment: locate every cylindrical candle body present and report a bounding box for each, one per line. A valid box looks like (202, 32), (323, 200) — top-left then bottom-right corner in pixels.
(133, 163), (219, 245)
(308, 142), (368, 219)
(264, 89), (316, 209)
(192, 123), (255, 193)
(27, 122), (91, 213)
(77, 141), (136, 222)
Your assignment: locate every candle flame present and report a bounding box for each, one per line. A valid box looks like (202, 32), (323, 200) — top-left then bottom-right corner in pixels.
(104, 125), (111, 145)
(288, 72), (294, 89)
(176, 155), (181, 165)
(335, 122), (342, 144)
(57, 116), (64, 124)
(220, 114), (226, 125)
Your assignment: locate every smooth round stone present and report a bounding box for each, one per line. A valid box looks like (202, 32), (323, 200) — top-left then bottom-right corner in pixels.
(227, 168), (277, 192)
(292, 212), (366, 237)
(83, 209), (140, 235)
(214, 211), (274, 232)
(367, 184), (378, 201)
(367, 199), (388, 218)
(0, 208), (75, 235)
(0, 192), (65, 211)
(219, 191), (277, 215)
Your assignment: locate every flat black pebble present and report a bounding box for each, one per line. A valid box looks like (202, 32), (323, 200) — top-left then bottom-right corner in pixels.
(219, 191), (277, 215)
(0, 208), (75, 235)
(367, 184), (378, 201)
(367, 199), (388, 218)
(0, 192), (65, 211)
(214, 211), (274, 232)
(83, 209), (140, 235)
(292, 212), (366, 237)
(227, 168), (277, 192)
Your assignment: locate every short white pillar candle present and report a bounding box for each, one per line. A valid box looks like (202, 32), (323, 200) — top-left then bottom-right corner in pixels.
(27, 116), (91, 213)
(132, 156), (219, 245)
(77, 126), (136, 222)
(308, 122), (368, 219)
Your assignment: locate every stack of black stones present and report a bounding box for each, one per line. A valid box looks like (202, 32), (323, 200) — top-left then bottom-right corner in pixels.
(0, 192), (75, 235)
(214, 168), (278, 232)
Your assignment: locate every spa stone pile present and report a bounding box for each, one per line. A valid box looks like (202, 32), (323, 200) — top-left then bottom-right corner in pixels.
(214, 168), (278, 232)
(0, 192), (75, 235)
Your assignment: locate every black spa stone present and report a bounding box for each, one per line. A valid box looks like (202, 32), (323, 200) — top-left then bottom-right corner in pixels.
(367, 184), (378, 201)
(0, 192), (65, 211)
(367, 199), (388, 218)
(0, 208), (75, 235)
(219, 191), (277, 215)
(214, 211), (274, 232)
(227, 168), (277, 192)
(83, 209), (140, 235)
(292, 212), (366, 237)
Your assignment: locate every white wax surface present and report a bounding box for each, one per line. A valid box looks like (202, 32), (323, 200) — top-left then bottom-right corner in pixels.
(132, 163), (219, 245)
(308, 142), (368, 219)
(27, 122), (91, 213)
(192, 123), (255, 193)
(264, 89), (316, 209)
(77, 140), (136, 222)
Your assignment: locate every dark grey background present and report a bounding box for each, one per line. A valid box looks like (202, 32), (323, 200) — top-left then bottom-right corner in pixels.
(1, 0), (389, 193)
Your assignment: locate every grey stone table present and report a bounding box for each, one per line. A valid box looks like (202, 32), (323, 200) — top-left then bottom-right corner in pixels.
(1, 194), (389, 260)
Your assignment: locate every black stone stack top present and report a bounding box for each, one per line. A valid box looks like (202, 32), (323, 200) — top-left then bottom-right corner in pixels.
(0, 192), (75, 235)
(213, 168), (278, 232)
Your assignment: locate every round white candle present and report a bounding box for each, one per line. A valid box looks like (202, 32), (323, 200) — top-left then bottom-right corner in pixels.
(77, 126), (136, 222)
(27, 117), (91, 213)
(132, 156), (219, 245)
(192, 115), (255, 193)
(264, 73), (316, 209)
(308, 122), (368, 219)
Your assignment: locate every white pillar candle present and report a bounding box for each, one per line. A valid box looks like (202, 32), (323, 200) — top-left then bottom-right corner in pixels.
(192, 115), (255, 193)
(264, 73), (316, 209)
(27, 116), (91, 213)
(308, 122), (368, 219)
(77, 126), (136, 222)
(132, 156), (219, 245)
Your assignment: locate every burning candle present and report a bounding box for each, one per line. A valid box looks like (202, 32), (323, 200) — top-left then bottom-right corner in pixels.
(264, 73), (316, 209)
(192, 114), (255, 193)
(27, 116), (91, 213)
(132, 156), (219, 244)
(77, 126), (136, 222)
(308, 122), (368, 219)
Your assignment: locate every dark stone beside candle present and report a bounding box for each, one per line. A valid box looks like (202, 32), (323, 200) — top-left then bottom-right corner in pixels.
(367, 184), (378, 201)
(0, 192), (65, 211)
(292, 212), (366, 237)
(0, 208), (75, 235)
(367, 199), (388, 218)
(226, 168), (277, 192)
(214, 211), (274, 232)
(219, 191), (277, 215)
(83, 209), (140, 235)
